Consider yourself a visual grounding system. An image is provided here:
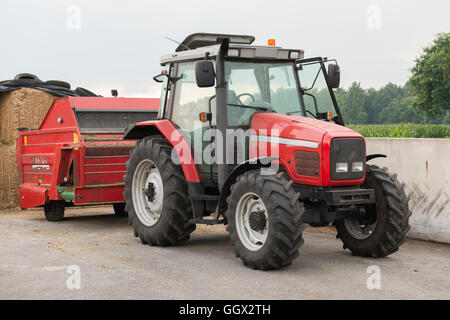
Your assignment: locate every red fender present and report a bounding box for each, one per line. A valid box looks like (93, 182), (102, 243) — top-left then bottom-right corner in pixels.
(124, 120), (201, 183)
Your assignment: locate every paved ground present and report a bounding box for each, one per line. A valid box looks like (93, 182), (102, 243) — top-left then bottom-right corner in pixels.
(0, 206), (449, 300)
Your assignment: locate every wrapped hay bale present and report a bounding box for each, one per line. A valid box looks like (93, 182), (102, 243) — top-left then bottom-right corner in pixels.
(0, 88), (57, 145)
(0, 88), (58, 209)
(0, 144), (19, 209)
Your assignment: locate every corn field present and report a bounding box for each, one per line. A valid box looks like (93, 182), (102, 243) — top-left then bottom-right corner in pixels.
(348, 124), (450, 138)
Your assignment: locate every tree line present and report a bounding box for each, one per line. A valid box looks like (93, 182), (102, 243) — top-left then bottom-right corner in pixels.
(335, 33), (449, 125)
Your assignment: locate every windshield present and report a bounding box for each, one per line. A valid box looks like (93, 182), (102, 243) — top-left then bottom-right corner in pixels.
(225, 60), (301, 126)
(296, 59), (339, 123)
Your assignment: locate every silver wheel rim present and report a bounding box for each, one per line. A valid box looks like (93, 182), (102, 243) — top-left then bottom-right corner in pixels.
(343, 217), (377, 240)
(235, 192), (269, 251)
(132, 159), (163, 227)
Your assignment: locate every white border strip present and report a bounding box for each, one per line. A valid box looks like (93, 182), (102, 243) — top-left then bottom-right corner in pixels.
(250, 135), (319, 149)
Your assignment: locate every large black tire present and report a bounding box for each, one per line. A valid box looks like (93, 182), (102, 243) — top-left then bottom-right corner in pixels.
(14, 73), (40, 81)
(113, 203), (127, 217)
(124, 136), (195, 246)
(75, 87), (98, 97)
(44, 201), (65, 222)
(45, 80), (71, 89)
(335, 165), (411, 257)
(226, 171), (305, 270)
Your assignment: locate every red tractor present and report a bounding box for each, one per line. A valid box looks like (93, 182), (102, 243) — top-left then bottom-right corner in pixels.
(123, 33), (411, 270)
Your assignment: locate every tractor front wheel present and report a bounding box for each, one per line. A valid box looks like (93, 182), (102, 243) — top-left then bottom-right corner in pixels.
(335, 164), (411, 257)
(124, 136), (195, 246)
(226, 171), (305, 270)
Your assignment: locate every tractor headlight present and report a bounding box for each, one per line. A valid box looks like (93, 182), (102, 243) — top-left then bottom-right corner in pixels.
(336, 162), (348, 173)
(330, 138), (365, 180)
(352, 161), (364, 172)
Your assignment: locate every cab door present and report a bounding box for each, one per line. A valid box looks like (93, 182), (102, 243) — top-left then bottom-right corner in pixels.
(169, 61), (217, 185)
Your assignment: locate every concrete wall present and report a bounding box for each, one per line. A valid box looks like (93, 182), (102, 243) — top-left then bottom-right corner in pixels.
(366, 138), (449, 244)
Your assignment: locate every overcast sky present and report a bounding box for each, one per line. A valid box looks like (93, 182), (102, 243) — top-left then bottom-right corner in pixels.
(1, 0), (448, 97)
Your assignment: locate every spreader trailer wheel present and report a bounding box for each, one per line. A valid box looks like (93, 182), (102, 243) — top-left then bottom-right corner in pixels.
(124, 136), (196, 246)
(113, 203), (128, 217)
(226, 171), (305, 270)
(335, 164), (412, 257)
(44, 200), (65, 222)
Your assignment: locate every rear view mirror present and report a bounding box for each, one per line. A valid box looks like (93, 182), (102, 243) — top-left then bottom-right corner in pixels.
(153, 71), (167, 83)
(327, 64), (340, 88)
(195, 60), (215, 87)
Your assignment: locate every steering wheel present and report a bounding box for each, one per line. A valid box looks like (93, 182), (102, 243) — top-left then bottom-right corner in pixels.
(236, 93), (255, 105)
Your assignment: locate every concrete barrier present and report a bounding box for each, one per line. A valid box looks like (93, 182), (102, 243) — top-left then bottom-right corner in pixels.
(366, 138), (450, 244)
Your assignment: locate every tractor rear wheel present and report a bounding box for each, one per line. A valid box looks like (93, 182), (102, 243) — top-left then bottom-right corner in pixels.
(44, 200), (65, 222)
(335, 165), (411, 257)
(124, 136), (195, 246)
(113, 203), (127, 217)
(226, 171), (305, 270)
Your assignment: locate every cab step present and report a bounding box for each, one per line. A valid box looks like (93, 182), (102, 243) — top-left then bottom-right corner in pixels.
(189, 218), (225, 225)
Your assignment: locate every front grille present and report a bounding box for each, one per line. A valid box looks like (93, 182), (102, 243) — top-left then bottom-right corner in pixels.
(330, 138), (365, 180)
(294, 150), (320, 177)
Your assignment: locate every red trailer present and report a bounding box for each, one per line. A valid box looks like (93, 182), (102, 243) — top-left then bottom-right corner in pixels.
(16, 96), (159, 221)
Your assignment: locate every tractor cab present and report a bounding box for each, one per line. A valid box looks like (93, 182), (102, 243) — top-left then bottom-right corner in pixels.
(156, 33), (343, 130)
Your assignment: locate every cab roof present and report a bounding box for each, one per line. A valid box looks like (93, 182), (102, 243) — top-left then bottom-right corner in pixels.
(175, 33), (255, 52)
(160, 33), (304, 65)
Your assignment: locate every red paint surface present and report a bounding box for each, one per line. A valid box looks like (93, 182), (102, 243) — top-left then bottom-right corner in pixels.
(17, 97), (158, 209)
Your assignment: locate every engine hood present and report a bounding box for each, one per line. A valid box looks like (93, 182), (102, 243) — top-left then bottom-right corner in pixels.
(250, 113), (362, 142)
(249, 112), (366, 187)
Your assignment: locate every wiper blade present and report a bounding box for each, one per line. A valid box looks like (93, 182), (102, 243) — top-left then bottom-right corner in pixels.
(227, 103), (270, 111)
(286, 110), (302, 115)
(287, 109), (318, 119)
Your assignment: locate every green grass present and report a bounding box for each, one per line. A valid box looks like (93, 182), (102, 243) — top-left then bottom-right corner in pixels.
(347, 124), (450, 138)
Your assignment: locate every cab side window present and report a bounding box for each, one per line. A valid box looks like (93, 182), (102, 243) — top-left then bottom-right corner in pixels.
(171, 62), (215, 133)
(158, 65), (172, 119)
